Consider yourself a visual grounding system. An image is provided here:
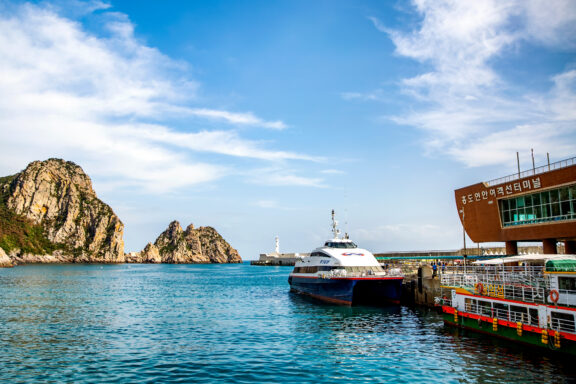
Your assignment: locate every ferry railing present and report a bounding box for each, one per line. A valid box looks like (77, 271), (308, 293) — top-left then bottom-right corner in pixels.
(484, 156), (576, 187)
(462, 302), (539, 327)
(551, 316), (576, 334)
(440, 266), (549, 303)
(321, 270), (403, 279)
(558, 289), (576, 307)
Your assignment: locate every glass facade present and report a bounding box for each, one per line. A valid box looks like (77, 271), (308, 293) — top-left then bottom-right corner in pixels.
(499, 184), (576, 227)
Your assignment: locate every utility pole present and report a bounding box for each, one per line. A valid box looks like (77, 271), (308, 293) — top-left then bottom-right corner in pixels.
(460, 208), (467, 266)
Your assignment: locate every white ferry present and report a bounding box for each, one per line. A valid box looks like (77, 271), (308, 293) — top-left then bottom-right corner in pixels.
(288, 210), (403, 305)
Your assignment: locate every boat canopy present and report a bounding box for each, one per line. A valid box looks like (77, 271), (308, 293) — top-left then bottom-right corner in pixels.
(472, 254), (576, 266)
(546, 259), (576, 272)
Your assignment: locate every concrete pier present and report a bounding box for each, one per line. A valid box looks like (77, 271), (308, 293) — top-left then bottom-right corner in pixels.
(250, 252), (309, 266)
(401, 265), (440, 307)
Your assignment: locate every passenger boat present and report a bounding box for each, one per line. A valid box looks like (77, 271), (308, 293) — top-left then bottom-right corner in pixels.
(288, 210), (403, 305)
(438, 255), (576, 355)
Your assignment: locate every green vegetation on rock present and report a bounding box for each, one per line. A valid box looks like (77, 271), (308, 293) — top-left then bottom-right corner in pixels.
(0, 176), (62, 254)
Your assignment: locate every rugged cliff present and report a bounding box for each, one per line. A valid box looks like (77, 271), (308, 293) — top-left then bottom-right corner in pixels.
(0, 247), (12, 267)
(0, 159), (124, 263)
(129, 220), (242, 264)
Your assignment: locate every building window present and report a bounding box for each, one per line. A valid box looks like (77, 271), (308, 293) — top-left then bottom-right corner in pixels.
(499, 183), (576, 227)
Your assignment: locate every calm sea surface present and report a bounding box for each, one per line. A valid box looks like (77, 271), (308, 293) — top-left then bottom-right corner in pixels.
(0, 263), (574, 383)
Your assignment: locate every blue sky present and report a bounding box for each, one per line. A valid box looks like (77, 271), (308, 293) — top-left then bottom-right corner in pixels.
(1, 0), (575, 259)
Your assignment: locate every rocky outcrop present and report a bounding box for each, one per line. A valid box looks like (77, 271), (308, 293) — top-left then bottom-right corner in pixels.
(126, 243), (162, 263)
(0, 159), (124, 263)
(0, 248), (13, 267)
(129, 220), (242, 264)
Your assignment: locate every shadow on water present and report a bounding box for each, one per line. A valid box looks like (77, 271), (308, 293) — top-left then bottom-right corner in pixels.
(439, 323), (576, 381)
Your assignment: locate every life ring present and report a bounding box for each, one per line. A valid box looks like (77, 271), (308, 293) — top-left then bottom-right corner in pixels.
(549, 290), (559, 303)
(475, 282), (484, 295)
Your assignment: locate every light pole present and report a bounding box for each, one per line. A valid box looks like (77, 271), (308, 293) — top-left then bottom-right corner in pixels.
(459, 208), (467, 266)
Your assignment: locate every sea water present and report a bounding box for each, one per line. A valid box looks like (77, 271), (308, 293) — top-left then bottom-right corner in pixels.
(0, 263), (574, 383)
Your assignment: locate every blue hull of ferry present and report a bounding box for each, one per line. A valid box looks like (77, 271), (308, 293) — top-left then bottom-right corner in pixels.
(288, 276), (403, 306)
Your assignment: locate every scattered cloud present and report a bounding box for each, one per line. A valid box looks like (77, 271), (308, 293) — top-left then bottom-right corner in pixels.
(365, 0), (576, 166)
(340, 90), (386, 102)
(188, 108), (287, 130)
(247, 167), (326, 188)
(321, 169), (346, 175)
(0, 2), (311, 191)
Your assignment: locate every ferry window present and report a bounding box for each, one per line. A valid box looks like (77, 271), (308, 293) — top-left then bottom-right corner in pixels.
(551, 311), (576, 333)
(465, 298), (477, 313)
(559, 277), (576, 291)
(493, 303), (509, 320)
(477, 300), (492, 317)
(529, 308), (539, 326)
(509, 305), (528, 323)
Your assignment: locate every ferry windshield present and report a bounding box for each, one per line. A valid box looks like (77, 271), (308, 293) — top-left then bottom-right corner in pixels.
(324, 241), (358, 249)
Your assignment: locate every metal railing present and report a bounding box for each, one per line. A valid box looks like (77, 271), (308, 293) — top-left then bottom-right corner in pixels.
(551, 316), (576, 333)
(485, 156), (576, 187)
(559, 289), (576, 307)
(446, 298), (576, 333)
(319, 269), (403, 279)
(440, 266), (547, 286)
(440, 266), (550, 304)
(440, 266), (576, 306)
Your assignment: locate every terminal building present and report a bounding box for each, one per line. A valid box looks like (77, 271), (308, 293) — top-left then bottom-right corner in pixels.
(455, 156), (576, 255)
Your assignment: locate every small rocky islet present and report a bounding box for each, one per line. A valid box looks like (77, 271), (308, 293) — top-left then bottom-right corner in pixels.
(0, 158), (241, 267)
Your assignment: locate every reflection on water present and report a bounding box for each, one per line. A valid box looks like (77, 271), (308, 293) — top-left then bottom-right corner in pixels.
(0, 264), (574, 383)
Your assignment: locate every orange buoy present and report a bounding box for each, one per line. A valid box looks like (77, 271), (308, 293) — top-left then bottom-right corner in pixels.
(475, 282), (484, 295)
(550, 290), (559, 304)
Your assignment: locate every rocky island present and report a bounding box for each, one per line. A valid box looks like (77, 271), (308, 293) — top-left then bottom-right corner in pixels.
(126, 221), (242, 264)
(0, 159), (241, 266)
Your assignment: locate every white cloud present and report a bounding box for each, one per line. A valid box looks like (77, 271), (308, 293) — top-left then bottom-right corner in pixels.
(188, 108), (287, 130)
(247, 168), (326, 188)
(367, 0), (576, 166)
(321, 169), (346, 175)
(340, 90), (386, 102)
(0, 2), (311, 191)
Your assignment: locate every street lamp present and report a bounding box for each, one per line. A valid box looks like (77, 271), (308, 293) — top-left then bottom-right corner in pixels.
(459, 208), (467, 266)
